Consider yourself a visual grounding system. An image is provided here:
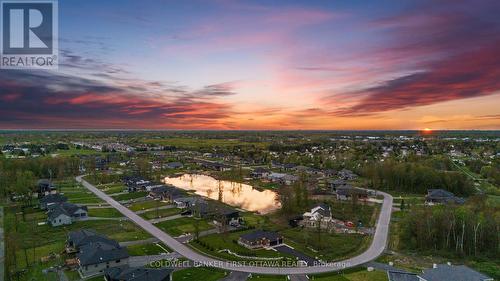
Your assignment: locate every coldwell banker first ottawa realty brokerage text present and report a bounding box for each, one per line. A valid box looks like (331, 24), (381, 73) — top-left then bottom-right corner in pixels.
(1, 0), (58, 69)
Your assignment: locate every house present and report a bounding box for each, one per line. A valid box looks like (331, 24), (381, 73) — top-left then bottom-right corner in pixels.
(338, 169), (357, 180)
(267, 172), (298, 185)
(66, 229), (120, 253)
(165, 162), (183, 169)
(328, 179), (348, 191)
(148, 185), (183, 202)
(123, 176), (150, 192)
(104, 265), (173, 281)
(251, 167), (270, 178)
(302, 203), (332, 228)
(417, 264), (493, 281)
(173, 197), (204, 209)
(77, 241), (129, 277)
(425, 189), (465, 205)
(198, 160), (232, 171)
(37, 179), (57, 196)
(387, 271), (419, 281)
(238, 230), (284, 249)
(336, 186), (368, 201)
(190, 201), (240, 227)
(47, 202), (88, 227)
(39, 193), (68, 210)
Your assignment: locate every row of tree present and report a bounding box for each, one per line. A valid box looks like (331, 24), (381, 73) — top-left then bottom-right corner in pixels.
(362, 160), (475, 196)
(398, 196), (499, 258)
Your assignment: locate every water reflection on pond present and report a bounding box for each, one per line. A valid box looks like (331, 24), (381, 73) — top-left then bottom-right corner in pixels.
(164, 174), (280, 214)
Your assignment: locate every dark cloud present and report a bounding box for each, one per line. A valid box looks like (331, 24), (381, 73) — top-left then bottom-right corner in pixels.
(0, 70), (234, 129)
(329, 0), (500, 116)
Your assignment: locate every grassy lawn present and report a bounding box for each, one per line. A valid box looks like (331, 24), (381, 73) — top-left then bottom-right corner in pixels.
(98, 183), (126, 194)
(140, 208), (182, 219)
(87, 208), (124, 218)
(127, 243), (172, 256)
(328, 201), (377, 227)
(172, 267), (227, 281)
(281, 228), (368, 262)
(112, 191), (148, 201)
(127, 199), (170, 212)
(190, 229), (285, 261)
(310, 268), (388, 281)
(4, 205), (151, 281)
(63, 269), (81, 281)
(155, 217), (213, 237)
(58, 179), (104, 204)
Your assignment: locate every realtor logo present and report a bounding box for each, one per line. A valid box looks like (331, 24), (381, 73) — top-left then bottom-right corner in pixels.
(1, 0), (58, 69)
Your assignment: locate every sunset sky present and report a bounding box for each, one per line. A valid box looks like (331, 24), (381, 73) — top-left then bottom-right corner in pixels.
(1, 0), (499, 130)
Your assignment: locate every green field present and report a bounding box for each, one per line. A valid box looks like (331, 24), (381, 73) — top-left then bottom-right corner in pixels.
(3, 205), (151, 281)
(128, 200), (171, 211)
(172, 267), (227, 281)
(127, 243), (172, 256)
(112, 191), (148, 201)
(281, 228), (368, 262)
(155, 217), (213, 237)
(140, 207), (182, 220)
(87, 207), (124, 218)
(58, 179), (104, 204)
(190, 229), (286, 261)
(97, 183), (127, 194)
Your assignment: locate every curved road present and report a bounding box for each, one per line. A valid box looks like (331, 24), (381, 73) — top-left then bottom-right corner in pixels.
(76, 175), (393, 274)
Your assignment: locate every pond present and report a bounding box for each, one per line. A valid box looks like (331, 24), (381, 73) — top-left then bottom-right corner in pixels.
(164, 174), (280, 214)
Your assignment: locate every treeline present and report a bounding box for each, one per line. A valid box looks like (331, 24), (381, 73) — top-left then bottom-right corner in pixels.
(0, 157), (80, 198)
(399, 196), (499, 258)
(362, 160), (475, 196)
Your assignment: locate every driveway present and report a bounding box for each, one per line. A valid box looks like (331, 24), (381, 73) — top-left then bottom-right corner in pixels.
(289, 275), (309, 281)
(77, 175), (393, 275)
(274, 245), (318, 266)
(129, 253), (181, 267)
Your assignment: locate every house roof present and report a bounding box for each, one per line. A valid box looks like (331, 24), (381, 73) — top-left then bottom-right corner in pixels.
(40, 193), (67, 204)
(68, 229), (120, 249)
(166, 162), (183, 168)
(105, 265), (173, 281)
(77, 242), (129, 266)
(336, 186), (367, 196)
(426, 189), (465, 204)
(419, 264), (493, 281)
(47, 202), (87, 220)
(427, 189), (455, 198)
(240, 230), (282, 242)
(387, 271), (419, 281)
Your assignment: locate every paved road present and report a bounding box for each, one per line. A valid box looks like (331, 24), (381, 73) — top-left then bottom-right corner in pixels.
(129, 253), (181, 267)
(274, 245), (318, 266)
(77, 176), (393, 275)
(289, 275), (309, 281)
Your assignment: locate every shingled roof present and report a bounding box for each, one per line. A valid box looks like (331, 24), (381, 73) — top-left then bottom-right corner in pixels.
(419, 264), (493, 281)
(68, 229), (119, 249)
(77, 242), (129, 266)
(105, 265), (173, 281)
